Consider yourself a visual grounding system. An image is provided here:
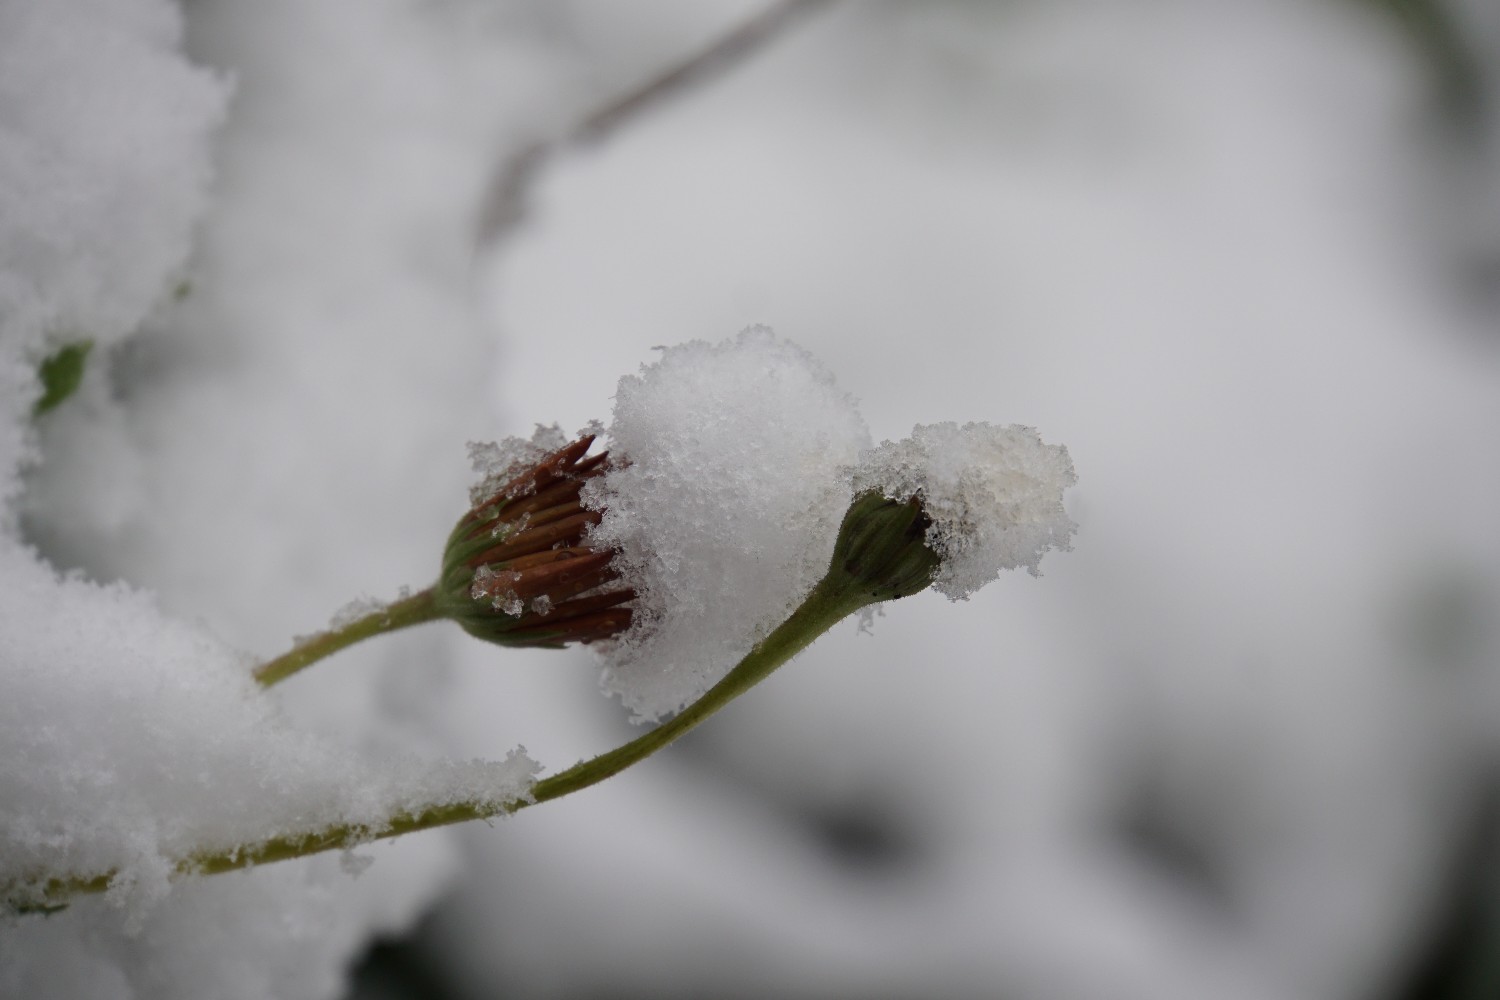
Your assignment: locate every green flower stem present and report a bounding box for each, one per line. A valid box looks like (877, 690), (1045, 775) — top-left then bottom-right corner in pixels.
(531, 573), (865, 805)
(13, 575), (868, 914)
(252, 587), (444, 687)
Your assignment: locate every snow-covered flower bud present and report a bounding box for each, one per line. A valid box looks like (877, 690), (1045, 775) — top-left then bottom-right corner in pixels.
(847, 422), (1077, 601)
(436, 434), (633, 647)
(826, 491), (943, 604)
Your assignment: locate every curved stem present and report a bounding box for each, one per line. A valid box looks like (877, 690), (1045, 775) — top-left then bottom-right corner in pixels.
(11, 577), (866, 913)
(253, 587), (443, 687)
(532, 575), (861, 805)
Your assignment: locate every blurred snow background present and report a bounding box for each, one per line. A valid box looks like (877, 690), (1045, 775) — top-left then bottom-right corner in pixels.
(6, 0), (1500, 998)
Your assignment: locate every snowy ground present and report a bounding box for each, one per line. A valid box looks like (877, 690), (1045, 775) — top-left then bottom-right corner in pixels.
(4, 1), (1500, 998)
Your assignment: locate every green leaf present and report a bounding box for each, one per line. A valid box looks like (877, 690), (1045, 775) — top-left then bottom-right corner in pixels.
(32, 340), (93, 418)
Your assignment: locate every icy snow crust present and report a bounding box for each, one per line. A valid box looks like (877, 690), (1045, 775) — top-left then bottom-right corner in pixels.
(586, 328), (871, 722)
(854, 422), (1078, 598)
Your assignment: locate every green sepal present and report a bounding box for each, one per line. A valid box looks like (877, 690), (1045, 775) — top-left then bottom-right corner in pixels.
(823, 491), (941, 606)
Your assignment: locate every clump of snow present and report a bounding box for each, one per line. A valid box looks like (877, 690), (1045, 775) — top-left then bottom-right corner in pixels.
(0, 539), (540, 916)
(854, 422), (1077, 598)
(586, 327), (870, 722)
(0, 0), (226, 353)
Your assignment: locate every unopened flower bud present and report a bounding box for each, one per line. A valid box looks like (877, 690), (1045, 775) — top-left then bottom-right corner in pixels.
(825, 491), (942, 604)
(436, 435), (633, 647)
(850, 422), (1077, 601)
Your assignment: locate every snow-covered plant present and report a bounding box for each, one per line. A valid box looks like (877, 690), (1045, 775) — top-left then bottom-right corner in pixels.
(5, 329), (1075, 914)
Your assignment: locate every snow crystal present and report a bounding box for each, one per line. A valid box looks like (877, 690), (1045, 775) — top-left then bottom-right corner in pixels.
(466, 424), (570, 505)
(328, 595), (386, 630)
(471, 564), (500, 601)
(586, 327), (870, 722)
(854, 422), (1077, 598)
(290, 595), (388, 648)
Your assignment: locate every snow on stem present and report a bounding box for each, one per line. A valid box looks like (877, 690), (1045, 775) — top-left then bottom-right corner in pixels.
(9, 562), (872, 913)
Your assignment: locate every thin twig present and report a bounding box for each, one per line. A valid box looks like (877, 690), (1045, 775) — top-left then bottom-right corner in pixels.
(477, 0), (836, 245)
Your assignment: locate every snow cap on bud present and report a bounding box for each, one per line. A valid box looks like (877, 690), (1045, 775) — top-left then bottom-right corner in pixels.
(436, 431), (632, 647)
(851, 422), (1077, 600)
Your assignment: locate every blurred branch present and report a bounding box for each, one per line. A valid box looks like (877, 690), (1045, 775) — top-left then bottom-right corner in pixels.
(477, 0), (836, 246)
(1363, 0), (1486, 127)
(1390, 780), (1500, 1000)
